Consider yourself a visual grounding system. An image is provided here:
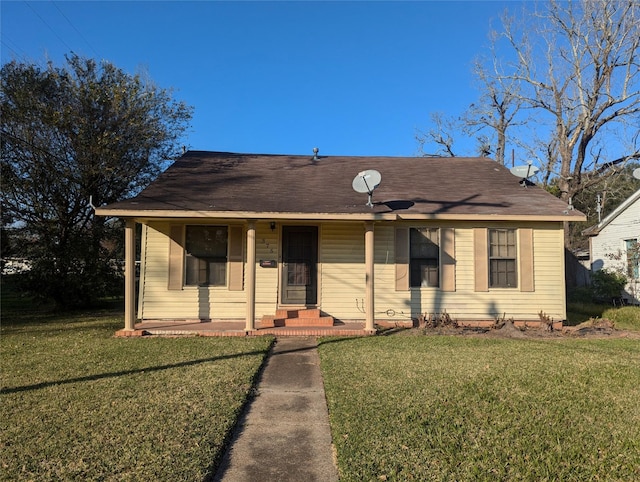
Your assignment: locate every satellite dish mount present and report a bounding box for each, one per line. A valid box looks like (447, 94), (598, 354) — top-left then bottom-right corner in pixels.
(509, 161), (540, 187)
(352, 170), (382, 208)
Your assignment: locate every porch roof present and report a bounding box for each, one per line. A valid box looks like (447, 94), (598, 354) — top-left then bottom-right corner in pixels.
(97, 151), (585, 222)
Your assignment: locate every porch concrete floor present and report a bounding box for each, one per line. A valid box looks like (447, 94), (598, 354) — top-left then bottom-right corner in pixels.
(130, 320), (374, 337)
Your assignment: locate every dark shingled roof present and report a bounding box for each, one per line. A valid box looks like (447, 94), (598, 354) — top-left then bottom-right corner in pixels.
(99, 151), (584, 219)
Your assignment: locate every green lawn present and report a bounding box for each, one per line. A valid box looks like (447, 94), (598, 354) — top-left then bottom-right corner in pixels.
(567, 301), (640, 328)
(2, 295), (639, 481)
(319, 336), (640, 481)
(1, 314), (273, 481)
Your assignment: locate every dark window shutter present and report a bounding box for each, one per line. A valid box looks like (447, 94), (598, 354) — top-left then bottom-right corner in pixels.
(474, 228), (488, 292)
(441, 228), (456, 292)
(519, 228), (535, 292)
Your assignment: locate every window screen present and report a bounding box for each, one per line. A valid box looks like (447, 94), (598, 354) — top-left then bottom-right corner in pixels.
(185, 226), (228, 286)
(489, 229), (517, 288)
(410, 228), (440, 287)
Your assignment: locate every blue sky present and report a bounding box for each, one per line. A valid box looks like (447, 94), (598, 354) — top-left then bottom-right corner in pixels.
(1, 1), (520, 157)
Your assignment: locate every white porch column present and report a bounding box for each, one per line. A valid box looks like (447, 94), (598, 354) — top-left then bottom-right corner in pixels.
(124, 219), (136, 331)
(245, 220), (257, 331)
(365, 222), (375, 331)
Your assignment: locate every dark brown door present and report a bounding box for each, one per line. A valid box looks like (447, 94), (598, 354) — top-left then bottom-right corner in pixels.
(281, 226), (318, 305)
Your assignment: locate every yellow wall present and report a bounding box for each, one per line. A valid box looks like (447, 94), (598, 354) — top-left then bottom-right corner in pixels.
(319, 223), (366, 319)
(139, 221), (279, 320)
(138, 220), (567, 323)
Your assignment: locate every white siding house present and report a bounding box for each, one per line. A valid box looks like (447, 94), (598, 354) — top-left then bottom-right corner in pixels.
(584, 189), (640, 305)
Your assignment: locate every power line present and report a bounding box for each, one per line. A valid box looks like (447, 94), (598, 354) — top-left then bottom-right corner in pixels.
(1, 35), (48, 69)
(52, 1), (100, 58)
(23, 1), (75, 54)
(1, 38), (27, 62)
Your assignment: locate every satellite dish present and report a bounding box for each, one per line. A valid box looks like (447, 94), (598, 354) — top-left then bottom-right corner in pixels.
(510, 163), (539, 187)
(352, 169), (381, 207)
(633, 168), (640, 180)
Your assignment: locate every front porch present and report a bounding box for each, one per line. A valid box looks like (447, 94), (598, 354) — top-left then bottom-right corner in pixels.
(119, 220), (379, 336)
(116, 320), (375, 337)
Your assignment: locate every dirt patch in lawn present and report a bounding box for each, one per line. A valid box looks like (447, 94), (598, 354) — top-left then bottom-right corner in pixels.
(388, 319), (640, 340)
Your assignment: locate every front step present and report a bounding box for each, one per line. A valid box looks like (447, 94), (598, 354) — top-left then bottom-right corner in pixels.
(260, 309), (334, 328)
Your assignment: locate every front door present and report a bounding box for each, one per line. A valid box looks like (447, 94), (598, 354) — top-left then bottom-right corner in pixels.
(281, 226), (318, 305)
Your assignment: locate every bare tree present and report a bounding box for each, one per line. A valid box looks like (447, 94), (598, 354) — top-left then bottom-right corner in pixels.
(500, 0), (640, 201)
(420, 0), (639, 200)
(416, 112), (459, 157)
(463, 30), (526, 165)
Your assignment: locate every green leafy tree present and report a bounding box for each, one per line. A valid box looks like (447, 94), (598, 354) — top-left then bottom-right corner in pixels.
(1, 54), (193, 308)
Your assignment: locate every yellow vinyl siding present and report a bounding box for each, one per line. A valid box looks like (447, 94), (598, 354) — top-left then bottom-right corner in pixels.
(254, 227), (279, 316)
(319, 223), (366, 320)
(167, 225), (184, 290)
(139, 221), (257, 320)
(394, 227), (409, 291)
(375, 226), (414, 322)
(137, 223), (149, 316)
(139, 222), (194, 319)
(411, 223), (565, 321)
(138, 220), (567, 323)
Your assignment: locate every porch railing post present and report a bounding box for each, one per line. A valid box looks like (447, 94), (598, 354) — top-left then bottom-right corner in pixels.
(365, 221), (375, 331)
(124, 219), (136, 331)
(245, 220), (257, 331)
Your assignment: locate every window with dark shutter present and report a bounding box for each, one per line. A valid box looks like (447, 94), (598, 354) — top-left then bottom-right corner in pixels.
(185, 226), (228, 286)
(410, 228), (440, 288)
(489, 228), (517, 288)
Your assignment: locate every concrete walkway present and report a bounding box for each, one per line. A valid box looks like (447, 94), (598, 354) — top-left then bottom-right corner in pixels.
(213, 337), (340, 482)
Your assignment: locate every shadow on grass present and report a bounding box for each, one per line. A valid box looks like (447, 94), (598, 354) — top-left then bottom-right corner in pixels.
(0, 349), (269, 395)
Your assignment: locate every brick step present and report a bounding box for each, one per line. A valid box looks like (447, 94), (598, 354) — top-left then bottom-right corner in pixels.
(260, 309), (334, 328)
(283, 316), (335, 327)
(275, 308), (322, 319)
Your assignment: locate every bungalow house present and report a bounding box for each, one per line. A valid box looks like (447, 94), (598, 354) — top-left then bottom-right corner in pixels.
(96, 150), (585, 333)
(583, 188), (640, 305)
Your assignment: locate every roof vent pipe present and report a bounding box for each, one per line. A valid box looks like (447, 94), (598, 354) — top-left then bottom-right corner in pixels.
(312, 147), (319, 160)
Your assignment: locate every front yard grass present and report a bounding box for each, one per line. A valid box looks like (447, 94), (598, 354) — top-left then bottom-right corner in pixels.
(601, 305), (640, 331)
(319, 336), (640, 481)
(566, 301), (640, 328)
(1, 314), (273, 481)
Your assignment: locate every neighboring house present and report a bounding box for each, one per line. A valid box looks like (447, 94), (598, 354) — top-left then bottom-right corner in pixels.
(583, 188), (640, 305)
(96, 151), (585, 332)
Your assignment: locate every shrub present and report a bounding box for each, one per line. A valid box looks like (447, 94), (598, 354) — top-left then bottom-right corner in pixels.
(591, 268), (627, 302)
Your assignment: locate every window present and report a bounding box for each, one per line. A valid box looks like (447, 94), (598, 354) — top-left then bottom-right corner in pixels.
(489, 229), (517, 288)
(185, 226), (228, 286)
(626, 239), (639, 279)
(410, 228), (439, 287)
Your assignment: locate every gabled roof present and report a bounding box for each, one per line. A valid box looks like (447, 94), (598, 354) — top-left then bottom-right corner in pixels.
(96, 151), (585, 221)
(582, 188), (640, 237)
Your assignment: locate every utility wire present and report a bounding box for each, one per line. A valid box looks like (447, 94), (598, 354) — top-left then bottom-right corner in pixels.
(52, 1), (100, 58)
(24, 1), (75, 54)
(1, 38), (29, 63)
